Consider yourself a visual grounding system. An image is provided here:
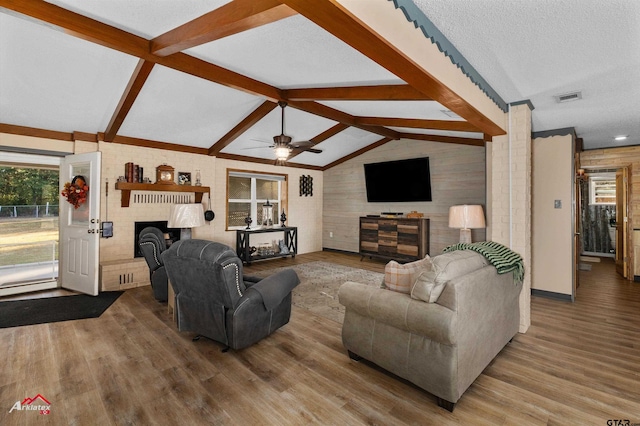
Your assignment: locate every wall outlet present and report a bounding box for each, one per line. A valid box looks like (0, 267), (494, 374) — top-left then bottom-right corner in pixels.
(554, 200), (562, 209)
(329, 231), (333, 238)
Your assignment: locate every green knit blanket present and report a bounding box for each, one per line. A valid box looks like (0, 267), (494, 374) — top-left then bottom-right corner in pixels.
(443, 241), (524, 284)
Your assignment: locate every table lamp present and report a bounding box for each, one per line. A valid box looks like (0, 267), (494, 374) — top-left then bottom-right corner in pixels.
(449, 205), (486, 244)
(168, 203), (205, 240)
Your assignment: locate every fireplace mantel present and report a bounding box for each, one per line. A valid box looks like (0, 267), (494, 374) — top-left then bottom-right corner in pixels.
(115, 182), (210, 207)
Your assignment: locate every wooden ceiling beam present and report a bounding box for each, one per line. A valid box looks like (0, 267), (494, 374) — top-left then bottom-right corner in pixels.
(208, 100), (278, 156)
(0, 123), (73, 141)
(216, 152), (323, 171)
(98, 132), (210, 155)
(356, 117), (481, 132)
(287, 100), (399, 140)
(399, 132), (485, 147)
(322, 137), (393, 170)
(151, 0), (297, 56)
(283, 84), (432, 101)
(104, 59), (155, 142)
(279, 0), (505, 136)
(0, 0), (282, 100)
(287, 123), (349, 159)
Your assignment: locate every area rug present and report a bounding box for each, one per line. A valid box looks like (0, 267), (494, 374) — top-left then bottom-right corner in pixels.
(252, 261), (383, 323)
(0, 291), (123, 329)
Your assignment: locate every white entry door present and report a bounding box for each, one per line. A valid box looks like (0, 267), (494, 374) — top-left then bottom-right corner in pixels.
(59, 152), (101, 295)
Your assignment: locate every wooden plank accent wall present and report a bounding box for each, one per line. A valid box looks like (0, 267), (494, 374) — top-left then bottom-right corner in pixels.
(580, 146), (640, 277)
(323, 139), (486, 255)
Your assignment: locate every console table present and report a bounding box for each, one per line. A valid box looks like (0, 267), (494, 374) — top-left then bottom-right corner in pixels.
(359, 217), (429, 262)
(236, 226), (297, 264)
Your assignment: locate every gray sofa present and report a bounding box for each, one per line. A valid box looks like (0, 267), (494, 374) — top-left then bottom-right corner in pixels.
(338, 250), (523, 411)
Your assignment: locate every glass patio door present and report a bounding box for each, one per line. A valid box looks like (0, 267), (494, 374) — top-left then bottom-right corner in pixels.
(0, 152), (61, 296)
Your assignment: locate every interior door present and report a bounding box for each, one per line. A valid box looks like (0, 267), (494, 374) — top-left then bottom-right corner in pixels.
(59, 152), (101, 295)
(615, 167), (628, 278)
(573, 160), (582, 295)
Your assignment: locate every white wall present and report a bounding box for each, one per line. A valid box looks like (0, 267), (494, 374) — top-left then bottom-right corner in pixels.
(0, 133), (323, 263)
(101, 144), (324, 262)
(323, 138), (486, 255)
(532, 134), (574, 296)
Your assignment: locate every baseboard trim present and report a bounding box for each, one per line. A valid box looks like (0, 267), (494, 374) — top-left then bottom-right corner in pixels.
(531, 288), (572, 301)
(322, 247), (358, 255)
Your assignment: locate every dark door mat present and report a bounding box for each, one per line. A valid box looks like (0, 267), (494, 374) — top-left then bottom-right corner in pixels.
(0, 291), (123, 328)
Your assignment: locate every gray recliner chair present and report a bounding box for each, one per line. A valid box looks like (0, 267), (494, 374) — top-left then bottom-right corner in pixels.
(162, 239), (300, 351)
(138, 227), (169, 302)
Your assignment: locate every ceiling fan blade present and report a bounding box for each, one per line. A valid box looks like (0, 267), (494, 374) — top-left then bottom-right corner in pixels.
(305, 148), (323, 154)
(241, 145), (274, 150)
(249, 138), (271, 144)
(289, 141), (314, 148)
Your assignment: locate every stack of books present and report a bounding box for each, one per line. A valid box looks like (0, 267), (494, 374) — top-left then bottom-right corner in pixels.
(124, 162), (144, 183)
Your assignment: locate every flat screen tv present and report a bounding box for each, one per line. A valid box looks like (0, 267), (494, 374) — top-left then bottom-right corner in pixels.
(364, 157), (432, 202)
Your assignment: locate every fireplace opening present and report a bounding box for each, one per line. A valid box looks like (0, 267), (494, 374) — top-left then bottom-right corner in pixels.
(134, 221), (181, 258)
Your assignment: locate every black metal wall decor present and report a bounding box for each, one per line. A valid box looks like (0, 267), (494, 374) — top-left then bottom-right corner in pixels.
(300, 175), (313, 196)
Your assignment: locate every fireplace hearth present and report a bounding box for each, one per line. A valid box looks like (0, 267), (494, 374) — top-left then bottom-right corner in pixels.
(134, 221), (181, 258)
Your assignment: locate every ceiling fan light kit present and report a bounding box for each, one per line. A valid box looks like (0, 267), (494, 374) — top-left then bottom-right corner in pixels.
(274, 144), (291, 161)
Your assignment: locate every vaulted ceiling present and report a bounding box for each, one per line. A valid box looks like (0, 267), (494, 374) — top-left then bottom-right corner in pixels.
(1, 0), (638, 171)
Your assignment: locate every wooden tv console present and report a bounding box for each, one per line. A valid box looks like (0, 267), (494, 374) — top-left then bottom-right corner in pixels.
(359, 216), (430, 262)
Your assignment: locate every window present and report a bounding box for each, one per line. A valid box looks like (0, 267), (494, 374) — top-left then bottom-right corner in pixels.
(589, 176), (616, 205)
(226, 170), (287, 229)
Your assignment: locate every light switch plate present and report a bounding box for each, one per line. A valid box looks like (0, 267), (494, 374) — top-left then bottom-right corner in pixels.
(554, 200), (562, 209)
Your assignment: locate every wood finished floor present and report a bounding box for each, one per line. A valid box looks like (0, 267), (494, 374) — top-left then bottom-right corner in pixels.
(1, 251), (639, 425)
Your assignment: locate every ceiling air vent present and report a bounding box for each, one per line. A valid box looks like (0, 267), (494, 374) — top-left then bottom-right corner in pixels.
(554, 91), (582, 103)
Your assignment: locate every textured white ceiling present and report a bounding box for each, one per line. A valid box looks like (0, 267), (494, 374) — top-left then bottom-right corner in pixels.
(0, 12), (138, 133)
(412, 0), (640, 149)
(118, 65), (263, 148)
(45, 0), (232, 38)
(188, 14), (403, 89)
(2, 0), (637, 168)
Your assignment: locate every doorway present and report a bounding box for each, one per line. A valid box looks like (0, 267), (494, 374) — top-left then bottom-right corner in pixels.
(0, 153), (61, 296)
(579, 167), (630, 279)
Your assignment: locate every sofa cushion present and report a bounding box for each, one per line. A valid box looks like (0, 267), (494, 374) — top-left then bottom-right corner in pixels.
(411, 250), (487, 303)
(384, 256), (432, 294)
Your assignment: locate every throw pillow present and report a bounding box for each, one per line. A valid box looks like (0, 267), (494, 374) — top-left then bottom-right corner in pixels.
(410, 250), (488, 303)
(384, 256), (432, 294)
(410, 269), (443, 303)
(432, 250), (487, 284)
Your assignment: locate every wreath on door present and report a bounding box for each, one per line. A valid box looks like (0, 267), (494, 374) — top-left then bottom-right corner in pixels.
(61, 175), (89, 209)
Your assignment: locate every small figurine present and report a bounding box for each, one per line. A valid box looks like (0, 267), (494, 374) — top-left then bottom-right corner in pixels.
(280, 209), (287, 227)
(279, 239), (289, 255)
(244, 214), (252, 229)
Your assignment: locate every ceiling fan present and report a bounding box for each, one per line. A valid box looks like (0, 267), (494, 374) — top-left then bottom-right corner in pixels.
(247, 101), (322, 163)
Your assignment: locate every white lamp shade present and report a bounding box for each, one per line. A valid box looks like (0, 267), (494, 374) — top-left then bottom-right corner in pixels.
(168, 203), (205, 228)
(448, 205), (486, 229)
